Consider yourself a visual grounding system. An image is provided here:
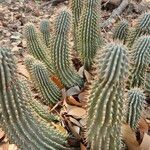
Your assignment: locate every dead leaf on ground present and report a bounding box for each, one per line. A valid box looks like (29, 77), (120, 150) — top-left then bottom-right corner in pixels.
(80, 143), (87, 150)
(140, 133), (150, 150)
(69, 117), (82, 127)
(66, 96), (83, 107)
(121, 124), (140, 150)
(68, 107), (86, 119)
(8, 144), (18, 150)
(138, 117), (149, 139)
(66, 86), (81, 96)
(84, 70), (92, 82)
(0, 128), (5, 141)
(67, 120), (81, 140)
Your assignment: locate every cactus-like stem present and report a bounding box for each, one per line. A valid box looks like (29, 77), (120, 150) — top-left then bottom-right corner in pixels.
(86, 43), (128, 150)
(113, 19), (129, 43)
(0, 48), (71, 150)
(19, 77), (60, 122)
(76, 0), (102, 70)
(126, 88), (145, 130)
(127, 12), (150, 47)
(31, 60), (62, 105)
(52, 10), (84, 88)
(70, 0), (83, 49)
(24, 55), (36, 79)
(40, 19), (51, 48)
(128, 35), (150, 88)
(24, 23), (54, 75)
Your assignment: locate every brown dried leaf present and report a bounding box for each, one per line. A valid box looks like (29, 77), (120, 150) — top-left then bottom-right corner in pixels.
(8, 144), (18, 150)
(80, 143), (87, 150)
(69, 117), (81, 127)
(68, 107), (86, 118)
(122, 124), (140, 150)
(0, 128), (5, 141)
(66, 96), (83, 107)
(67, 120), (81, 140)
(140, 133), (150, 150)
(138, 117), (149, 138)
(66, 86), (80, 96)
(84, 70), (92, 82)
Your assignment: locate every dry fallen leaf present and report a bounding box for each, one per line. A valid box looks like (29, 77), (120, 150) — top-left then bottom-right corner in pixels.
(138, 117), (149, 139)
(8, 144), (18, 150)
(122, 124), (140, 150)
(66, 86), (81, 96)
(84, 70), (92, 82)
(68, 107), (86, 118)
(66, 96), (83, 107)
(80, 143), (87, 150)
(140, 133), (150, 150)
(0, 128), (5, 141)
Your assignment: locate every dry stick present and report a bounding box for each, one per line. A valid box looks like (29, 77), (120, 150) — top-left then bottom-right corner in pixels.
(101, 0), (130, 28)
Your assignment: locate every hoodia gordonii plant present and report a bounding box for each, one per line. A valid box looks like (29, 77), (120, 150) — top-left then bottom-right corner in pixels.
(40, 19), (51, 48)
(24, 23), (54, 74)
(127, 12), (150, 47)
(86, 43), (128, 150)
(31, 60), (61, 105)
(70, 0), (83, 49)
(52, 10), (84, 88)
(19, 77), (60, 122)
(0, 48), (71, 150)
(113, 19), (129, 43)
(129, 35), (150, 88)
(76, 0), (102, 70)
(126, 88), (145, 130)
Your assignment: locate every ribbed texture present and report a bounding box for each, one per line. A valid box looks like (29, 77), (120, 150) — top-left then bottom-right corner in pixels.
(76, 0), (102, 70)
(127, 12), (150, 47)
(70, 0), (83, 49)
(113, 20), (129, 43)
(126, 88), (145, 130)
(129, 35), (150, 88)
(40, 19), (51, 48)
(19, 78), (60, 123)
(86, 43), (128, 150)
(144, 72), (150, 96)
(52, 10), (84, 88)
(24, 23), (54, 74)
(31, 60), (62, 105)
(0, 48), (71, 150)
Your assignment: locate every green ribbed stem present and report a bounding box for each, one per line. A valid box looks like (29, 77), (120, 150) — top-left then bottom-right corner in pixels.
(129, 35), (150, 88)
(19, 78), (60, 122)
(126, 88), (145, 130)
(70, 0), (83, 50)
(0, 48), (71, 150)
(127, 12), (150, 47)
(40, 19), (51, 48)
(24, 23), (54, 74)
(76, 0), (102, 70)
(87, 43), (128, 150)
(52, 10), (84, 88)
(144, 72), (150, 97)
(31, 60), (61, 105)
(113, 19), (129, 43)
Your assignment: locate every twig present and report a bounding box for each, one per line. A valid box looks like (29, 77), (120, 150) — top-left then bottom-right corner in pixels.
(101, 0), (130, 28)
